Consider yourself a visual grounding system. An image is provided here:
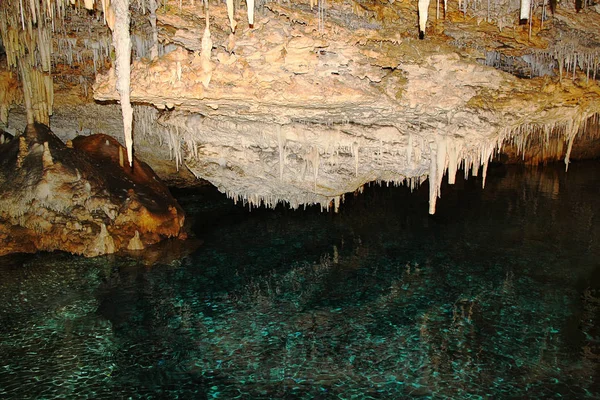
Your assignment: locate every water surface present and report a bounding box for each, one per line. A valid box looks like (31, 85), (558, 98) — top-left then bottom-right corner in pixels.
(1, 161), (599, 399)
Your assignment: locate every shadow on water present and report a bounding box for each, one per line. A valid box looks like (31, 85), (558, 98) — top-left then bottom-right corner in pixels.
(0, 160), (599, 398)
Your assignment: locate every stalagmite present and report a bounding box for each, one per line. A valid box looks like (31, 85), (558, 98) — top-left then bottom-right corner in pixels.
(17, 136), (28, 169)
(42, 141), (53, 168)
(418, 0), (430, 39)
(109, 0), (134, 167)
(127, 230), (144, 250)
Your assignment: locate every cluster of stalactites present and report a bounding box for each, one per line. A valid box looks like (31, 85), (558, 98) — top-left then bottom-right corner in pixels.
(0, 0), (66, 125)
(502, 113), (600, 170)
(0, 0), (110, 125)
(0, 0), (135, 165)
(425, 135), (497, 214)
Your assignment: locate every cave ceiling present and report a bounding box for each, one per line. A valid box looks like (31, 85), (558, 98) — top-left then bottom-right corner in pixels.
(1, 0), (600, 213)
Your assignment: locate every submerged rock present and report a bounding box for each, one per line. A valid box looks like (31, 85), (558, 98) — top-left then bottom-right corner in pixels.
(0, 124), (185, 257)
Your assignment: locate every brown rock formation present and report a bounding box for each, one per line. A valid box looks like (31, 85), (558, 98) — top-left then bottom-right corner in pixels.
(0, 124), (185, 257)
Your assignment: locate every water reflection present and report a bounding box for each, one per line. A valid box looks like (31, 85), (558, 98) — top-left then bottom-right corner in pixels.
(0, 161), (599, 398)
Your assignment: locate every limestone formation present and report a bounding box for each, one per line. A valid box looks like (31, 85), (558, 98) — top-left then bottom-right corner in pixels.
(0, 124), (185, 257)
(1, 0), (600, 216)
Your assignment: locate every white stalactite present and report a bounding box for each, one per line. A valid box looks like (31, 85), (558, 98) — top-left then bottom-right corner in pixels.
(482, 160), (489, 188)
(226, 0), (237, 33)
(247, 0), (254, 28)
(520, 0), (531, 21)
(428, 136), (448, 214)
(564, 133), (576, 172)
(201, 9), (213, 88)
(418, 0), (430, 39)
(149, 0), (158, 60)
(447, 141), (459, 185)
(110, 0), (134, 167)
(278, 126), (285, 180)
(428, 143), (438, 215)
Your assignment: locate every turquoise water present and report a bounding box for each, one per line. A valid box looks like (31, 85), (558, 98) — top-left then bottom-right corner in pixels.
(1, 161), (599, 399)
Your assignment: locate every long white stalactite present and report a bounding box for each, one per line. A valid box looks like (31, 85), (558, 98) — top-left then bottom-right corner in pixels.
(110, 0), (134, 167)
(418, 0), (430, 39)
(520, 0), (531, 21)
(247, 0), (254, 28)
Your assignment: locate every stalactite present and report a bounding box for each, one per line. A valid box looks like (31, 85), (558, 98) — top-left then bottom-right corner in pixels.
(19, 63), (35, 125)
(247, 0), (254, 28)
(447, 140), (459, 185)
(200, 7), (213, 88)
(149, 0), (158, 60)
(428, 142), (438, 215)
(109, 0), (134, 167)
(353, 142), (359, 177)
(1, 0), (55, 126)
(278, 126), (285, 181)
(42, 141), (53, 168)
(418, 0), (430, 39)
(226, 0), (237, 33)
(312, 146), (320, 192)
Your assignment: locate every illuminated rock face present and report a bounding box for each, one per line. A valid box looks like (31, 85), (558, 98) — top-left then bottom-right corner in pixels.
(2, 1), (600, 215)
(91, 2), (600, 213)
(0, 124), (185, 257)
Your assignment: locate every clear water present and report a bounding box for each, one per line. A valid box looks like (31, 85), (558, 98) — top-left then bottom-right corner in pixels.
(1, 161), (599, 399)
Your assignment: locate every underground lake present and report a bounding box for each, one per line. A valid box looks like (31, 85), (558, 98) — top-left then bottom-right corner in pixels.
(1, 160), (599, 399)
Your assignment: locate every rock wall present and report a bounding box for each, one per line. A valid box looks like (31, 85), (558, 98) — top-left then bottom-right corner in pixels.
(0, 124), (185, 257)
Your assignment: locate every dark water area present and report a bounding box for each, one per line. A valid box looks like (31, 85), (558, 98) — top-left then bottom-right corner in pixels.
(1, 161), (599, 399)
